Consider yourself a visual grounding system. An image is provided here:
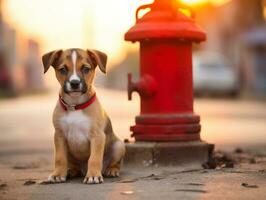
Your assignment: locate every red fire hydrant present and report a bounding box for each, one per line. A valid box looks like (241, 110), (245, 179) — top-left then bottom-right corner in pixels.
(125, 0), (206, 142)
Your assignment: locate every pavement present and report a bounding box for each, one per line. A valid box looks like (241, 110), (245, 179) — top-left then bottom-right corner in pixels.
(0, 88), (266, 200)
(1, 150), (266, 200)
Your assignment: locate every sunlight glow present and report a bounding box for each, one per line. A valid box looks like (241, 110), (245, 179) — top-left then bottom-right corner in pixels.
(2, 0), (229, 66)
(2, 0), (153, 65)
(180, 0), (231, 6)
(180, 0), (209, 5)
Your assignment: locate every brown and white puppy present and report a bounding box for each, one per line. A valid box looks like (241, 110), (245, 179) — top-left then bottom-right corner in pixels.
(42, 48), (125, 184)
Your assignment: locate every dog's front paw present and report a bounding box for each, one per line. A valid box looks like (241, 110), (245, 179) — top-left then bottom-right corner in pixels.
(48, 171), (67, 183)
(83, 171), (104, 184)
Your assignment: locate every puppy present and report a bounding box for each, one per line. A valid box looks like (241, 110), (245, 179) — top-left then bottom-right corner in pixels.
(42, 48), (125, 184)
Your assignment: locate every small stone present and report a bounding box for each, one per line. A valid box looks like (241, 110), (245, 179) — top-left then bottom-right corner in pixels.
(241, 183), (258, 188)
(145, 174), (156, 178)
(24, 180), (36, 186)
(121, 191), (134, 195)
(187, 183), (205, 186)
(249, 158), (256, 164)
(235, 148), (243, 154)
(13, 163), (39, 170)
(175, 189), (207, 193)
(202, 160), (217, 169)
(0, 183), (7, 189)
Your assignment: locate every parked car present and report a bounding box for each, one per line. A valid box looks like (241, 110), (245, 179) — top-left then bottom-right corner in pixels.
(193, 51), (239, 97)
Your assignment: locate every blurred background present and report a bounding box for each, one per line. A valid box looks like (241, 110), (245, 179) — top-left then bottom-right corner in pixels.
(0, 0), (266, 152)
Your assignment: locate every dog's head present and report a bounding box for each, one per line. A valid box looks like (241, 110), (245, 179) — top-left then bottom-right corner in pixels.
(42, 48), (107, 96)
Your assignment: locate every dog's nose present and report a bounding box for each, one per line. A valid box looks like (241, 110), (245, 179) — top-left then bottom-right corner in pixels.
(70, 80), (80, 89)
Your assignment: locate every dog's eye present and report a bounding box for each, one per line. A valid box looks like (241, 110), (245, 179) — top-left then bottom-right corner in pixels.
(59, 66), (68, 75)
(81, 65), (91, 74)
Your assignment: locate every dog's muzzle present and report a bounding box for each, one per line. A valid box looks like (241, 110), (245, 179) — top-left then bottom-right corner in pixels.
(70, 80), (80, 89)
(64, 79), (87, 94)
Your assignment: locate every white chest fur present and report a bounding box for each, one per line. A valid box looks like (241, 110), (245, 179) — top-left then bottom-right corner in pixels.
(59, 111), (92, 148)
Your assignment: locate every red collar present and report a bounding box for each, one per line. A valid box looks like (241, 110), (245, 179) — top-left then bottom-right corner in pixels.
(59, 93), (96, 111)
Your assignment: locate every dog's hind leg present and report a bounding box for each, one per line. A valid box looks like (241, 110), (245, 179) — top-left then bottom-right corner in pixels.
(67, 154), (85, 179)
(103, 140), (125, 177)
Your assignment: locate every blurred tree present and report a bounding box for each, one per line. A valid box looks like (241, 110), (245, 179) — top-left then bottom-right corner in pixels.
(234, 0), (264, 32)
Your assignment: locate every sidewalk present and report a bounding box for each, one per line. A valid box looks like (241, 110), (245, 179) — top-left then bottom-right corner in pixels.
(0, 149), (266, 200)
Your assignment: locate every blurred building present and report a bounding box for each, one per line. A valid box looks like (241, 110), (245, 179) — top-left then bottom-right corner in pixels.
(0, 0), (13, 96)
(0, 0), (44, 97)
(24, 39), (44, 92)
(242, 26), (266, 95)
(196, 0), (266, 95)
(100, 50), (139, 90)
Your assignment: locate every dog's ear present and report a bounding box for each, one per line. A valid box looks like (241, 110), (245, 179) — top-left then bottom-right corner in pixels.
(42, 50), (63, 73)
(87, 49), (107, 74)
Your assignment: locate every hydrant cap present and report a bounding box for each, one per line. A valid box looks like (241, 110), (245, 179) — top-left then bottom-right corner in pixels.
(125, 1), (206, 42)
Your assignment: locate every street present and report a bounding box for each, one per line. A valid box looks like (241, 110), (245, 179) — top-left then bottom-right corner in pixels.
(0, 88), (265, 152)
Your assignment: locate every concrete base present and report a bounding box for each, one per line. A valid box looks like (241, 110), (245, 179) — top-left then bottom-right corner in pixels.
(124, 141), (214, 167)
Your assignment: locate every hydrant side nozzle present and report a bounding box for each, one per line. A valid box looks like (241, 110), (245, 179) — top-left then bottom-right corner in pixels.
(128, 73), (157, 101)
